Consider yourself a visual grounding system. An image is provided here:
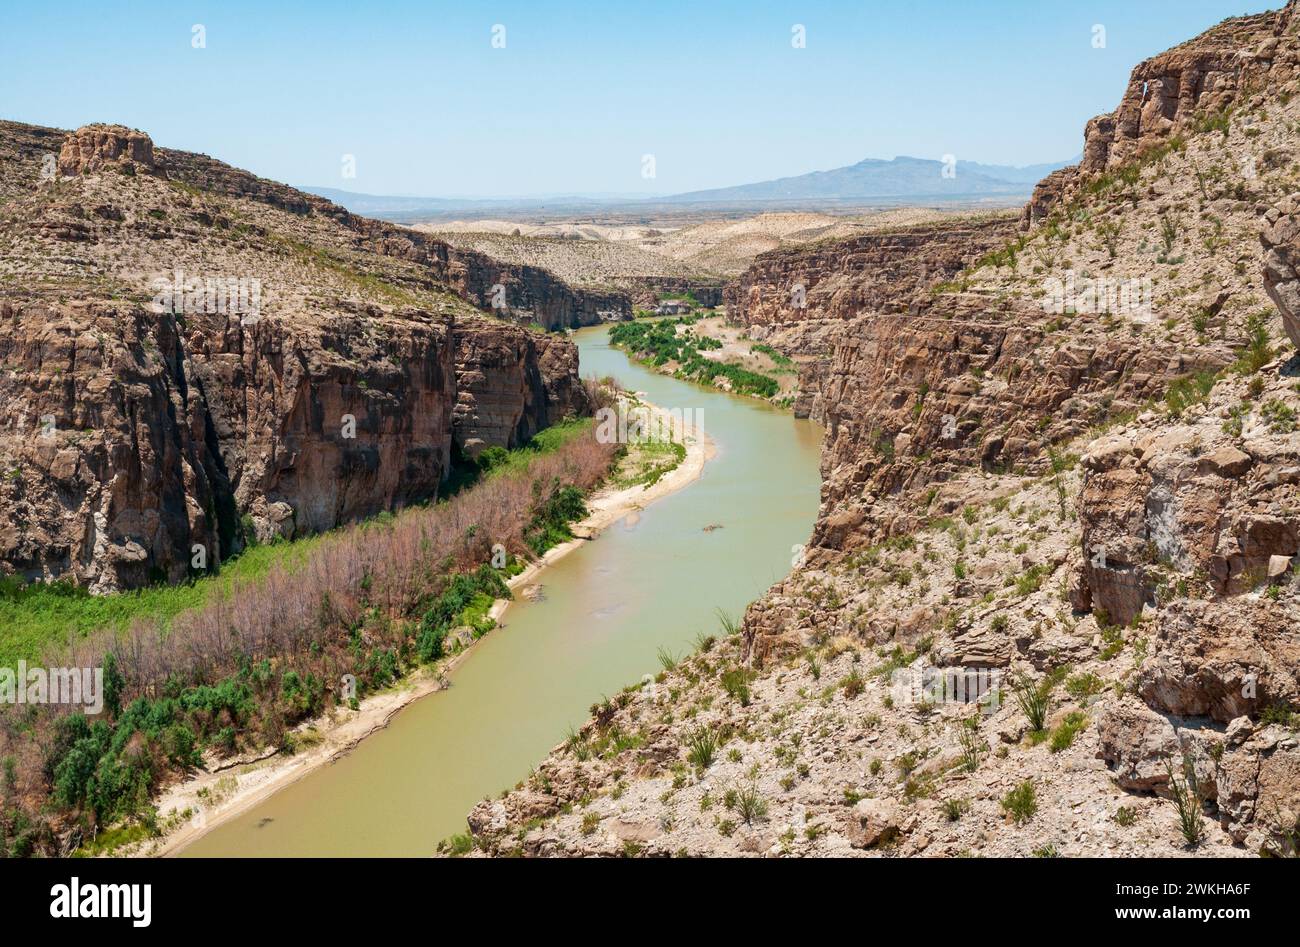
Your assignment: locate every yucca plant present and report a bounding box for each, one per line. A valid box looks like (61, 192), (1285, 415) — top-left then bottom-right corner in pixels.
(1165, 753), (1205, 847)
(684, 726), (720, 771)
(734, 782), (768, 825)
(720, 666), (753, 705)
(565, 726), (591, 762)
(1012, 674), (1051, 733)
(958, 720), (984, 773)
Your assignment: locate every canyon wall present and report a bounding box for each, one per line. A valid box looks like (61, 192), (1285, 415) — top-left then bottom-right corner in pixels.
(725, 216), (1019, 328)
(630, 278), (725, 310)
(452, 316), (588, 456)
(0, 297), (588, 594)
(0, 123), (591, 593)
(722, 214), (1020, 423)
(1024, 2), (1299, 226)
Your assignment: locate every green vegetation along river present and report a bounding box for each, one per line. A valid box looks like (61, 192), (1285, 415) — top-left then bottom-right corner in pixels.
(180, 323), (823, 857)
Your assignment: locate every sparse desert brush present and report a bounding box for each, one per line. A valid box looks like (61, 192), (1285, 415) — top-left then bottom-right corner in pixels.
(440, 832), (476, 856)
(684, 725), (721, 770)
(958, 720), (985, 772)
(1002, 780), (1038, 824)
(1049, 711), (1089, 753)
(1012, 673), (1053, 734)
(734, 782), (768, 825)
(943, 797), (971, 821)
(720, 666), (753, 705)
(895, 750), (919, 779)
(1065, 672), (1105, 700)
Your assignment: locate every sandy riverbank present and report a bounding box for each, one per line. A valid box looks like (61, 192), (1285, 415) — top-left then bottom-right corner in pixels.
(139, 401), (714, 858)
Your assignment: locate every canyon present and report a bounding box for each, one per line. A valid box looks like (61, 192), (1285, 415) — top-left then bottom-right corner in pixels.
(4, 1), (1300, 863)
(465, 1), (1300, 858)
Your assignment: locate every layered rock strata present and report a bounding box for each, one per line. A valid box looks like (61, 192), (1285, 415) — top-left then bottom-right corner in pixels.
(0, 123), (589, 592)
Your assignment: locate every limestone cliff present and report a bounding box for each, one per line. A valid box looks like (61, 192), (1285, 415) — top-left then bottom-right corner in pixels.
(452, 316), (587, 457)
(0, 122), (589, 592)
(723, 214), (1022, 422)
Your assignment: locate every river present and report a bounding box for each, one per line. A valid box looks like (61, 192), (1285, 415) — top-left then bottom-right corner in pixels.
(180, 323), (823, 857)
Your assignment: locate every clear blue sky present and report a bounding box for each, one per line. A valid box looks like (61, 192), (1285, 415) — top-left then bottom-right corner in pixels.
(0, 0), (1278, 197)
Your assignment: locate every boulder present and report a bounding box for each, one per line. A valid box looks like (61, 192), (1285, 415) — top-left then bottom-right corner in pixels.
(846, 798), (901, 849)
(1095, 698), (1180, 792)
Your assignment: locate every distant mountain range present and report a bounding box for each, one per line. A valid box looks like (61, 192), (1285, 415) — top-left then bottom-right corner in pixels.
(305, 155), (1075, 220)
(661, 156), (1074, 204)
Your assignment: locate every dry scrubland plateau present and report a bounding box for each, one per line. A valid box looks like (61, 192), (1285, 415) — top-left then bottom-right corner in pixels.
(422, 208), (975, 309)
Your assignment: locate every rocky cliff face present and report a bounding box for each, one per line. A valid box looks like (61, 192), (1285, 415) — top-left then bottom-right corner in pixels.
(1025, 1), (1300, 227)
(452, 316), (587, 457)
(723, 215), (1020, 422)
(1, 299), (242, 591)
(466, 2), (1300, 859)
(725, 216), (1019, 328)
(0, 122), (589, 592)
(632, 278), (725, 310)
(1261, 194), (1300, 347)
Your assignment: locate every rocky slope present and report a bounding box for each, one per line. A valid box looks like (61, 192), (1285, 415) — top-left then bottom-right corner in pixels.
(465, 2), (1300, 858)
(0, 122), (590, 592)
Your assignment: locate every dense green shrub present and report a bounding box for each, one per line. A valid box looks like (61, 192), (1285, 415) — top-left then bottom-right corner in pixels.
(609, 319), (779, 398)
(524, 481), (587, 555)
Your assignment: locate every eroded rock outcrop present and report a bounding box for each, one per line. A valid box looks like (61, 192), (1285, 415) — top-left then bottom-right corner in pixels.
(453, 316), (587, 457)
(723, 214), (1021, 423)
(58, 123), (161, 178)
(0, 300), (235, 591)
(1026, 0), (1300, 226)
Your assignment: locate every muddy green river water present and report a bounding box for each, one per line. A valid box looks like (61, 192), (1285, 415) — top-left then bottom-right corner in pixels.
(181, 324), (822, 856)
